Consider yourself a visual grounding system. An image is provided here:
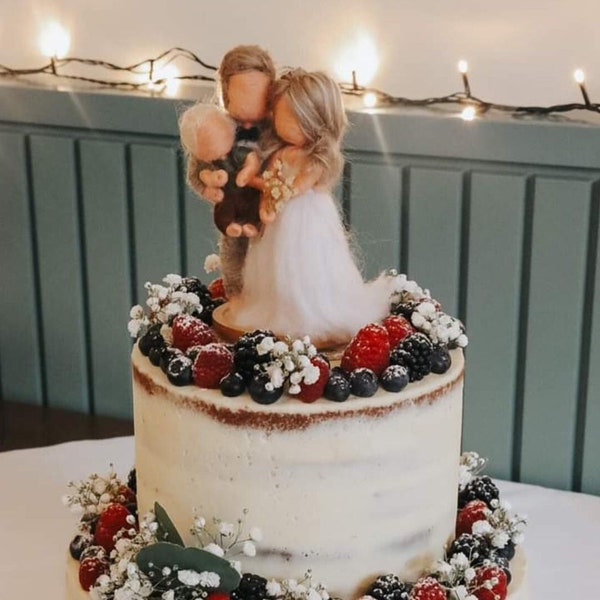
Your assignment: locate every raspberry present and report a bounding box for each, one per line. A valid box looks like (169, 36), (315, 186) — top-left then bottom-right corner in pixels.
(172, 314), (216, 352)
(382, 315), (415, 347)
(208, 594), (231, 600)
(208, 278), (227, 300)
(341, 323), (390, 376)
(94, 503), (134, 552)
(471, 565), (508, 600)
(456, 500), (490, 536)
(78, 556), (108, 591)
(193, 343), (233, 388)
(367, 574), (411, 600)
(297, 355), (330, 402)
(115, 485), (136, 505)
(410, 577), (446, 600)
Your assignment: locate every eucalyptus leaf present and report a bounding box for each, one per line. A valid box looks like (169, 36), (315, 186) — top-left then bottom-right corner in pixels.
(136, 542), (242, 591)
(154, 502), (184, 546)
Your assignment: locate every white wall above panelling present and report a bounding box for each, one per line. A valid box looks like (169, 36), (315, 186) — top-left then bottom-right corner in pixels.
(1, 1), (599, 107)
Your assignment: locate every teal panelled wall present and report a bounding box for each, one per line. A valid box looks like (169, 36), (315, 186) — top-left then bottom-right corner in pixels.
(1, 85), (599, 495)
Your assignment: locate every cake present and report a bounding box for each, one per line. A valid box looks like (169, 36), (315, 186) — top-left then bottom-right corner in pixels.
(63, 57), (527, 600)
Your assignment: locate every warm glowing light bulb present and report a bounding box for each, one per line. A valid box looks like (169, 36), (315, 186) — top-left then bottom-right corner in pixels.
(458, 60), (469, 74)
(362, 92), (378, 108)
(162, 65), (180, 96)
(574, 69), (585, 84)
(39, 21), (71, 59)
(334, 32), (379, 87)
(461, 106), (476, 121)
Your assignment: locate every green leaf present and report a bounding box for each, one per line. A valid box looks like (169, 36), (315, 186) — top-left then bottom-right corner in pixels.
(136, 542), (242, 592)
(154, 502), (184, 546)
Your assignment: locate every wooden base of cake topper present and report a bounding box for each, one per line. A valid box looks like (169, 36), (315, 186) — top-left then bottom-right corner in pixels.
(212, 303), (347, 359)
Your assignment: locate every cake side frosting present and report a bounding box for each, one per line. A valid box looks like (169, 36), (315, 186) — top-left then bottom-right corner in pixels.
(133, 345), (465, 597)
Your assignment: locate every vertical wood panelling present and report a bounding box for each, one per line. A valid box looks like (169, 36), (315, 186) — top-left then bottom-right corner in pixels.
(347, 161), (402, 276)
(407, 167), (463, 315)
(183, 187), (219, 277)
(520, 178), (592, 490)
(463, 173), (527, 479)
(29, 135), (89, 412)
(79, 140), (133, 418)
(131, 144), (182, 301)
(0, 132), (43, 404)
(581, 190), (600, 495)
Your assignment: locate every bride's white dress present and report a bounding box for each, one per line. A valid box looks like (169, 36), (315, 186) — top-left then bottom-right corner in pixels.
(229, 189), (393, 345)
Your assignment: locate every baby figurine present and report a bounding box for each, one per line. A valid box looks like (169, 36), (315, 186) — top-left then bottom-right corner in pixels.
(179, 104), (261, 237)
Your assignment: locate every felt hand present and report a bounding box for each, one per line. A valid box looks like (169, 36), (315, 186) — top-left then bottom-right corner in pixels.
(199, 169), (228, 203)
(235, 151), (263, 189)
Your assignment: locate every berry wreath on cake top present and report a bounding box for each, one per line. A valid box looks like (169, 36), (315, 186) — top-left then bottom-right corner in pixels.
(127, 269), (468, 404)
(64, 452), (526, 600)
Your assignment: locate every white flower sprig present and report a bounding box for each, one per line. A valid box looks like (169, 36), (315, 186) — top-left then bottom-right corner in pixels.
(484, 499), (527, 549)
(127, 275), (202, 339)
(389, 272), (432, 305)
(190, 511), (263, 572)
(410, 301), (468, 348)
(62, 467), (125, 521)
(458, 452), (487, 491)
(265, 571), (329, 600)
(256, 336), (319, 395)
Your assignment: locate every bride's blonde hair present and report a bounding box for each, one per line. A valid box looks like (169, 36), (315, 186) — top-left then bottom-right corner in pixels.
(270, 68), (347, 189)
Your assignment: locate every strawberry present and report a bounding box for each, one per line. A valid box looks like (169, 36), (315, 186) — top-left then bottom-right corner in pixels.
(206, 594), (230, 600)
(456, 500), (490, 536)
(172, 314), (216, 352)
(382, 315), (415, 347)
(78, 556), (108, 591)
(193, 343), (234, 388)
(297, 355), (330, 403)
(410, 577), (447, 600)
(208, 278), (227, 300)
(94, 503), (134, 552)
(341, 323), (390, 376)
(471, 565), (508, 600)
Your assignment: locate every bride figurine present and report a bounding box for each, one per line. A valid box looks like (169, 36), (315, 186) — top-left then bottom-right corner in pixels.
(223, 68), (394, 346)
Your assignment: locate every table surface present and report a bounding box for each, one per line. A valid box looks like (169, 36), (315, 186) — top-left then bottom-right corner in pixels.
(2, 436), (599, 599)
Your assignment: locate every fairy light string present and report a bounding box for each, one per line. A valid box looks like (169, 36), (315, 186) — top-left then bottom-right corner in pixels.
(1, 44), (598, 117)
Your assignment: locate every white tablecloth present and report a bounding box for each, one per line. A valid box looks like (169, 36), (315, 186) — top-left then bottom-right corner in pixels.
(1, 436), (599, 599)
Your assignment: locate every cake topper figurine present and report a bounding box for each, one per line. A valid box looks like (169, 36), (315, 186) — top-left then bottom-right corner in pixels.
(179, 104), (262, 238)
(183, 45), (276, 298)
(210, 67), (394, 346)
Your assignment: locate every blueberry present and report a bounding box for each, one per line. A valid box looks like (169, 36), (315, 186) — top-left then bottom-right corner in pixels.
(330, 365), (349, 380)
(69, 534), (90, 560)
(220, 372), (246, 397)
(166, 355), (193, 386)
(138, 324), (163, 356)
(350, 368), (378, 397)
(148, 345), (164, 366)
(248, 372), (283, 404)
(380, 364), (409, 392)
(431, 344), (452, 374)
(493, 540), (516, 561)
(324, 372), (351, 402)
(160, 347), (182, 374)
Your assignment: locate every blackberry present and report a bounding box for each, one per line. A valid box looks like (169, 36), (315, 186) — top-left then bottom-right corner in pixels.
(220, 372), (246, 397)
(324, 370), (351, 402)
(138, 324), (164, 356)
(174, 277), (222, 326)
(390, 301), (420, 321)
(447, 533), (491, 565)
(127, 468), (137, 493)
(380, 364), (409, 392)
(458, 476), (500, 509)
(430, 344), (451, 374)
(166, 355), (193, 386)
(248, 372), (283, 405)
(232, 573), (268, 600)
(367, 574), (411, 600)
(148, 345), (165, 367)
(233, 330), (276, 382)
(349, 368), (378, 397)
(390, 333), (433, 381)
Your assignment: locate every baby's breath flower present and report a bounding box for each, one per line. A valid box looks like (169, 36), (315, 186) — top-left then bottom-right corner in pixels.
(203, 543), (225, 557)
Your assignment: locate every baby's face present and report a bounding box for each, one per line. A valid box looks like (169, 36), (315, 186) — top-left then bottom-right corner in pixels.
(196, 116), (235, 162)
(226, 71), (271, 129)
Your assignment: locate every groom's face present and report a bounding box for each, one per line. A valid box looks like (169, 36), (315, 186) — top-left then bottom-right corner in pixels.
(226, 71), (271, 129)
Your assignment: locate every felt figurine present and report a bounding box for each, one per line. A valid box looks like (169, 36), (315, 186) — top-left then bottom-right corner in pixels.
(184, 45), (276, 298)
(179, 104), (262, 238)
(228, 68), (395, 345)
